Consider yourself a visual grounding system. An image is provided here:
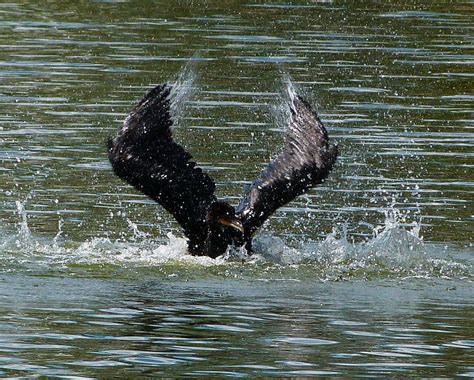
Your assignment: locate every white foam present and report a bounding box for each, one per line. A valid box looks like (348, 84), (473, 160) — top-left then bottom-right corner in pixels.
(0, 199), (471, 280)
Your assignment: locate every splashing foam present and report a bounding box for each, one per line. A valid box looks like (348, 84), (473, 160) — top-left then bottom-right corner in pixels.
(0, 200), (470, 280)
(271, 73), (314, 132)
(169, 60), (197, 125)
(15, 200), (32, 249)
(271, 75), (294, 133)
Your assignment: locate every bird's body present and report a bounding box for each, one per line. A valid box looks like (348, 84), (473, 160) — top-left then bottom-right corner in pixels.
(108, 83), (338, 258)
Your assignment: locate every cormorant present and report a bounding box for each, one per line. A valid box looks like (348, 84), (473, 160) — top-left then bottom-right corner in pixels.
(108, 83), (338, 258)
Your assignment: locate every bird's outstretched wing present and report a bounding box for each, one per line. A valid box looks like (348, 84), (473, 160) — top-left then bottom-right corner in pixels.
(108, 84), (216, 249)
(236, 93), (338, 238)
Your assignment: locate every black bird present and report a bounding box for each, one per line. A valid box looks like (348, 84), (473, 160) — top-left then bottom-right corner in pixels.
(108, 84), (338, 258)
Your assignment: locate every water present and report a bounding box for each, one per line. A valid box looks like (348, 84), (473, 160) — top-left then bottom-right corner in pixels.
(0, 1), (473, 377)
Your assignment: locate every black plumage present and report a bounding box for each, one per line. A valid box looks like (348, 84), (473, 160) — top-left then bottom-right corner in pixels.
(108, 83), (338, 258)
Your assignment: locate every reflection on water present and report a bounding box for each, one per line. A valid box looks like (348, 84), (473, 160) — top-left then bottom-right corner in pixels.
(0, 0), (472, 377)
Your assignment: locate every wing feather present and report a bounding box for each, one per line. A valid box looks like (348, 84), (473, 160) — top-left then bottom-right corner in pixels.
(236, 93), (338, 237)
(108, 84), (216, 248)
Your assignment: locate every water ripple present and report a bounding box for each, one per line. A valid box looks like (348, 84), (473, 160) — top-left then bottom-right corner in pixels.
(0, 0), (472, 378)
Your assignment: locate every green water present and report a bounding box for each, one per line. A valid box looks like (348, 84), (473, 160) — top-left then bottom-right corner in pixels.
(0, 1), (472, 378)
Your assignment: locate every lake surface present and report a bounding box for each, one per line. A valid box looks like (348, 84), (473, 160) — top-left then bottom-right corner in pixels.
(0, 0), (473, 378)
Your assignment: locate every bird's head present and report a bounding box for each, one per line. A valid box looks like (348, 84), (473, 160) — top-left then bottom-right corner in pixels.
(206, 201), (244, 234)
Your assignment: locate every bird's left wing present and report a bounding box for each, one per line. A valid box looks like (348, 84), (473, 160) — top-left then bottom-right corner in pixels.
(236, 92), (338, 238)
(108, 84), (216, 245)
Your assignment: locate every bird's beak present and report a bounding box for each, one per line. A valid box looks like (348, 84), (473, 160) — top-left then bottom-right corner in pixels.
(218, 218), (244, 233)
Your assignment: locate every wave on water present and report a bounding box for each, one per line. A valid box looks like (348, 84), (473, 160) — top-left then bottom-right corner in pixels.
(0, 200), (471, 281)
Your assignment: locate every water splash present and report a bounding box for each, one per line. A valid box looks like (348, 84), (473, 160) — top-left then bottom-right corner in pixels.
(14, 199), (32, 249)
(270, 74), (318, 135)
(271, 74), (295, 132)
(0, 202), (470, 281)
(169, 59), (197, 124)
(127, 219), (150, 241)
(52, 218), (64, 247)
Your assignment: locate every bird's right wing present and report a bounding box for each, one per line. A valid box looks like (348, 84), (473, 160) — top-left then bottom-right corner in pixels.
(236, 92), (338, 238)
(108, 84), (217, 246)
